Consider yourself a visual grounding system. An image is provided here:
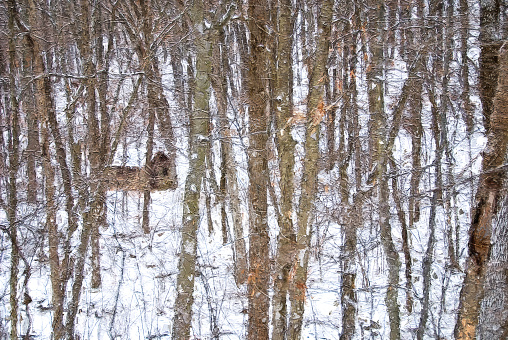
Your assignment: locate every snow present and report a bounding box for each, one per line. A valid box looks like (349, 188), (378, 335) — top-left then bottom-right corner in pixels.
(0, 9), (490, 340)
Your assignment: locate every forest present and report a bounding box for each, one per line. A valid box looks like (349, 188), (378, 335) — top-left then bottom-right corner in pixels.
(0, 0), (507, 339)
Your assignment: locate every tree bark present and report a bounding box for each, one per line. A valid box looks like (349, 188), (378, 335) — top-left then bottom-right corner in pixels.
(21, 49), (39, 205)
(460, 0), (474, 133)
(271, 0), (296, 338)
(91, 5), (113, 289)
(479, 0), (502, 130)
(66, 0), (104, 336)
(455, 42), (508, 340)
(6, 2), (20, 337)
(478, 186), (508, 338)
(8, 0), (73, 337)
(142, 79), (155, 234)
(41, 124), (63, 339)
(246, 1), (271, 339)
(416, 85), (444, 340)
(210, 26), (248, 285)
(367, 2), (400, 339)
(290, 1), (333, 339)
(340, 6), (360, 338)
(171, 1), (211, 337)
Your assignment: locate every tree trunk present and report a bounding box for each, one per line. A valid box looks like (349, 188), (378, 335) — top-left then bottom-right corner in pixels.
(460, 0), (474, 133)
(290, 1), (333, 339)
(478, 186), (508, 338)
(6, 3), (20, 337)
(21, 49), (39, 205)
(479, 0), (502, 130)
(171, 1), (211, 337)
(8, 0), (73, 337)
(416, 85), (444, 340)
(25, 0), (76, 239)
(340, 6), (360, 338)
(246, 1), (271, 339)
(91, 6), (113, 289)
(65, 0), (103, 336)
(142, 89), (155, 234)
(210, 27), (248, 285)
(271, 0), (296, 338)
(140, 0), (155, 236)
(41, 124), (63, 339)
(455, 42), (508, 340)
(367, 3), (400, 339)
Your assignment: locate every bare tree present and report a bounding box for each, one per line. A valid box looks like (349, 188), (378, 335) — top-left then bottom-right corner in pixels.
(290, 1), (333, 338)
(271, 0), (297, 338)
(365, 1), (401, 338)
(6, 2), (20, 338)
(246, 0), (271, 338)
(455, 41), (508, 340)
(172, 0), (211, 337)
